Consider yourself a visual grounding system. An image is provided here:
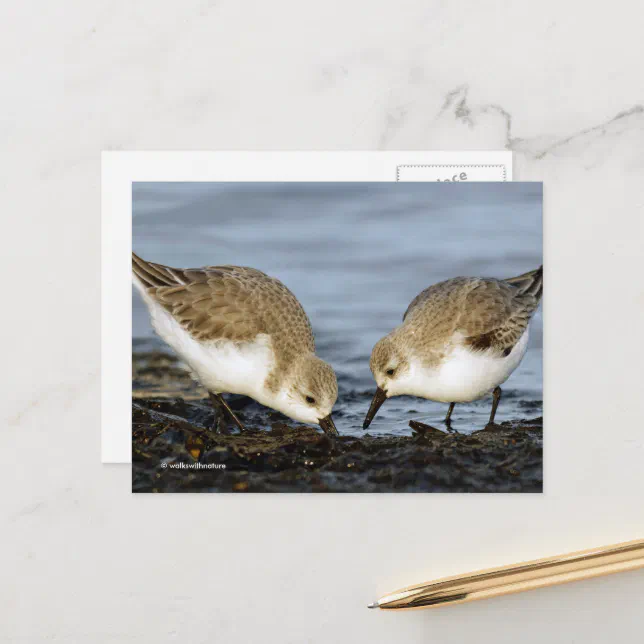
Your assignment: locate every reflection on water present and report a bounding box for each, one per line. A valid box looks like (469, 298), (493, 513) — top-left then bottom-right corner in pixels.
(133, 182), (543, 436)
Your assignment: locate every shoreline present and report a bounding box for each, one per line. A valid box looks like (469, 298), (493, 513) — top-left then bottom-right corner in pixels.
(133, 398), (542, 493)
(132, 348), (543, 493)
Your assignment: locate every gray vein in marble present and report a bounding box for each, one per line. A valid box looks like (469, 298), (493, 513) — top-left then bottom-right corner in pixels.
(9, 501), (47, 524)
(437, 84), (643, 162)
(6, 371), (99, 427)
(532, 105), (644, 159)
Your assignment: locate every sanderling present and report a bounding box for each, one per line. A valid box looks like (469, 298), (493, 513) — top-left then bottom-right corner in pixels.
(132, 253), (339, 435)
(363, 266), (542, 429)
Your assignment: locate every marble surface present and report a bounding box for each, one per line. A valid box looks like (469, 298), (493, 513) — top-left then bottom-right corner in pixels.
(2, 1), (644, 642)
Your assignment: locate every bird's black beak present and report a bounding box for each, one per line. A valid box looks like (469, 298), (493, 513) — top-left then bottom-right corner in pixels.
(363, 387), (387, 429)
(319, 414), (339, 436)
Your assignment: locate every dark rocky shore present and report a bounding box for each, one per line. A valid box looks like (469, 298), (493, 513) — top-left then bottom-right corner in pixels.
(132, 347), (543, 493)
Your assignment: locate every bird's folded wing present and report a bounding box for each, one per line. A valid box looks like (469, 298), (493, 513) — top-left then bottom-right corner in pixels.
(460, 279), (539, 356)
(132, 254), (314, 347)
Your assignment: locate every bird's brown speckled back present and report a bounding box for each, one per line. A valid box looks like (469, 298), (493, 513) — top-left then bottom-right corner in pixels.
(399, 267), (542, 362)
(132, 253), (316, 373)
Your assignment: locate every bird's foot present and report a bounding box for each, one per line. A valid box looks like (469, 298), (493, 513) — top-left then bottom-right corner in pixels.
(211, 416), (231, 435)
(409, 420), (447, 437)
(209, 392), (246, 433)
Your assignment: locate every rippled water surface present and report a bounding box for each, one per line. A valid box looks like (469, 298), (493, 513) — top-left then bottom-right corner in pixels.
(133, 182), (542, 436)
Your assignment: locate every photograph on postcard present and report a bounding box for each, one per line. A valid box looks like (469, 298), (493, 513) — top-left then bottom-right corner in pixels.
(132, 182), (542, 493)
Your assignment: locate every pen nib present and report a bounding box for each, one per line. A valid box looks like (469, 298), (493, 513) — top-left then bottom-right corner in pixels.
(367, 601), (379, 609)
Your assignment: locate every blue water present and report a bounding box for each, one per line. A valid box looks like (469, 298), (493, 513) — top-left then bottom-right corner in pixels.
(133, 182), (543, 436)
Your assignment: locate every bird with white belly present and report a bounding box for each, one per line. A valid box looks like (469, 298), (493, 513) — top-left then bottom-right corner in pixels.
(363, 267), (542, 430)
(132, 252), (339, 435)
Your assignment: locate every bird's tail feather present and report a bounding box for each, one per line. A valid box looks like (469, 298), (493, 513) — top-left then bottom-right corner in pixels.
(132, 252), (185, 289)
(505, 265), (543, 301)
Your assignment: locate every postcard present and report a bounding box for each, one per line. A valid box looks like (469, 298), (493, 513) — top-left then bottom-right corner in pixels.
(103, 151), (513, 464)
(126, 179), (542, 493)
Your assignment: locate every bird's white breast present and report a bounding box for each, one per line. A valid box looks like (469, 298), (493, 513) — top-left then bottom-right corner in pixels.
(136, 285), (275, 399)
(397, 329), (530, 403)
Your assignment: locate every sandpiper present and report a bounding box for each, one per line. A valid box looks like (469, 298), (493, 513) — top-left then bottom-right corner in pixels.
(363, 266), (542, 429)
(132, 253), (339, 435)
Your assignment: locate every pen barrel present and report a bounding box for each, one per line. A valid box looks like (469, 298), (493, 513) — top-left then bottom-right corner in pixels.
(379, 539), (644, 610)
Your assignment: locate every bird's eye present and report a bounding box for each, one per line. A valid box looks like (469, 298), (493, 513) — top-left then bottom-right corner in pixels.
(305, 396), (316, 404)
(386, 368), (395, 376)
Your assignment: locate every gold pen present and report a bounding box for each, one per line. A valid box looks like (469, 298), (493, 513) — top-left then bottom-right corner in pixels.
(369, 538), (644, 611)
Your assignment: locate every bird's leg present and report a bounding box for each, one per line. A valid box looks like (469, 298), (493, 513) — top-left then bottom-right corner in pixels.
(209, 392), (246, 433)
(488, 386), (502, 425)
(444, 402), (456, 427)
(209, 393), (229, 433)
